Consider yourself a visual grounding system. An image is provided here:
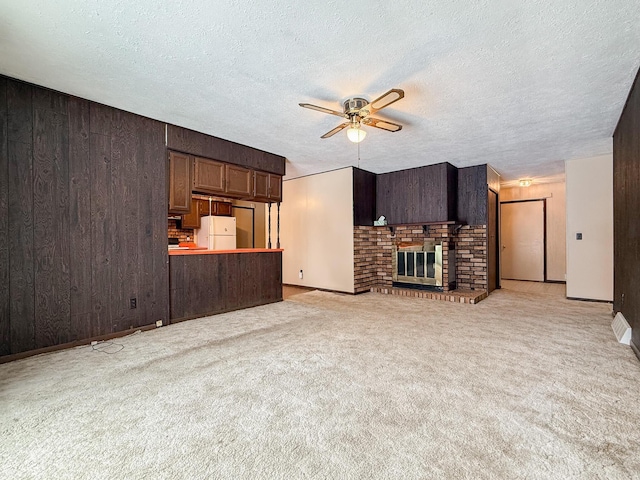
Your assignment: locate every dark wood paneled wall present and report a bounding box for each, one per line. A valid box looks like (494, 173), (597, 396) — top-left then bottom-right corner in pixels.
(0, 78), (10, 355)
(613, 66), (640, 354)
(376, 163), (457, 224)
(457, 165), (488, 226)
(0, 77), (169, 355)
(353, 167), (376, 226)
(166, 124), (286, 176)
(169, 252), (282, 321)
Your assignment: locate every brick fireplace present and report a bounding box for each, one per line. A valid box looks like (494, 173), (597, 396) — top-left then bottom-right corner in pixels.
(353, 223), (488, 295)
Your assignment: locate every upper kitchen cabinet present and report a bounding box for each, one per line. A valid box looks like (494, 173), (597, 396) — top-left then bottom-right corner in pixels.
(197, 198), (233, 216)
(181, 198), (233, 229)
(166, 124), (286, 176)
(225, 164), (252, 197)
(171, 149), (281, 203)
(254, 171), (282, 202)
(269, 175), (282, 202)
(193, 157), (252, 199)
(216, 201), (233, 216)
(193, 157), (225, 195)
(181, 198), (205, 229)
(168, 151), (192, 214)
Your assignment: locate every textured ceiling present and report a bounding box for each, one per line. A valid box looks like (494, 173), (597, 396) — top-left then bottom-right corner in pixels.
(1, 1), (639, 182)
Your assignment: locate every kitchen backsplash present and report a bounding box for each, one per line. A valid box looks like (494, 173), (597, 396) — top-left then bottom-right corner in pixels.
(168, 219), (194, 243)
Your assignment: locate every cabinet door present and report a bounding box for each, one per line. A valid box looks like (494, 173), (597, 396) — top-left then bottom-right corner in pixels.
(193, 157), (225, 194)
(269, 174), (282, 202)
(225, 164), (252, 197)
(181, 198), (201, 229)
(253, 171), (269, 201)
(168, 151), (192, 214)
(198, 198), (214, 216)
(216, 202), (233, 216)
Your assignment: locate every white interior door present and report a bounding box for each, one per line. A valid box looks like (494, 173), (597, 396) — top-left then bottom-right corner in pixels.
(501, 201), (544, 281)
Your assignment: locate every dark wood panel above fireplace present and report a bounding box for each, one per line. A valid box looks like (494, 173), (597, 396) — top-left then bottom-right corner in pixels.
(375, 162), (458, 225)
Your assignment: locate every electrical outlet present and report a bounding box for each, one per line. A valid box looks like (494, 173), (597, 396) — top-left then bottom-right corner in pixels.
(155, 320), (163, 328)
(299, 269), (303, 279)
(130, 297), (137, 309)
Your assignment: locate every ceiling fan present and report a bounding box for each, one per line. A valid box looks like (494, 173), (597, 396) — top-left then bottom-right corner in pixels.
(299, 88), (404, 143)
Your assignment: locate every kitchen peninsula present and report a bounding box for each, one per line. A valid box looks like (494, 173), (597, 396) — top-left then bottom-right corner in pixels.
(166, 124), (285, 323)
(169, 248), (283, 322)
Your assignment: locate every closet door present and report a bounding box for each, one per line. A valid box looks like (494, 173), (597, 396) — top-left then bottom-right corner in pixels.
(501, 200), (545, 281)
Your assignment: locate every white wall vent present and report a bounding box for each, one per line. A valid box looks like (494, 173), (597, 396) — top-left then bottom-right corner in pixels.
(612, 312), (631, 345)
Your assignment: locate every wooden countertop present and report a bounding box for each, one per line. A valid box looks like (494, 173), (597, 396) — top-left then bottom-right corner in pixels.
(169, 248), (284, 256)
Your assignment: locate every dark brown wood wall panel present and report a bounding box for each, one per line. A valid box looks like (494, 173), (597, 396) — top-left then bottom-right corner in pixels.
(613, 66), (640, 353)
(353, 167), (376, 226)
(140, 117), (169, 327)
(169, 253), (282, 322)
(89, 102), (113, 136)
(0, 78), (9, 355)
(168, 256), (185, 320)
(68, 97), (92, 340)
(166, 124), (286, 176)
(89, 124), (113, 336)
(446, 163), (458, 221)
(149, 121), (170, 326)
(7, 81), (33, 144)
(110, 109), (140, 331)
(376, 163), (455, 224)
(457, 165), (488, 226)
(7, 81), (35, 353)
(33, 92), (71, 348)
(1, 76), (170, 357)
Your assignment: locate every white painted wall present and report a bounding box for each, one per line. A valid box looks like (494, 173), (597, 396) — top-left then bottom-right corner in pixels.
(279, 167), (355, 293)
(565, 154), (613, 301)
(501, 182), (566, 281)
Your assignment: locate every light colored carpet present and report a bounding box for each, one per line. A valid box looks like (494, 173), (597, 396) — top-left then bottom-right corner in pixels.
(1, 287), (640, 479)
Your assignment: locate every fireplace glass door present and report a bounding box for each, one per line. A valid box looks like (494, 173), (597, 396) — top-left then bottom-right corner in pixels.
(393, 242), (442, 287)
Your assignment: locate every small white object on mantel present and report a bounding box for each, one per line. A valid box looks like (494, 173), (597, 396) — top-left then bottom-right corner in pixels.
(374, 216), (387, 226)
(612, 312), (632, 345)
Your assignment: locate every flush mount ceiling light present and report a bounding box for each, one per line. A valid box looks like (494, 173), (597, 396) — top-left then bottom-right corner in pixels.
(299, 88), (404, 142)
(519, 179), (533, 187)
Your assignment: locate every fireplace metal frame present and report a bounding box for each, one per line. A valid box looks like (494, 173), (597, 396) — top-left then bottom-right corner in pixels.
(392, 241), (443, 290)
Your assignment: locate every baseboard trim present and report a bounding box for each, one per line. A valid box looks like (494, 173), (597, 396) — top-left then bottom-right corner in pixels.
(566, 297), (613, 304)
(0, 324), (158, 364)
(283, 283), (356, 295)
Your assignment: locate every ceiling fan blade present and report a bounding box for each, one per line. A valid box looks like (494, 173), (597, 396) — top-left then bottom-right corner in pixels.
(299, 103), (346, 117)
(321, 123), (350, 138)
(360, 89), (404, 116)
(362, 117), (403, 132)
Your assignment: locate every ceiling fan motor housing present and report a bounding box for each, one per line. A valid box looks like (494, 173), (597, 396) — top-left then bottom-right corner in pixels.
(343, 98), (369, 117)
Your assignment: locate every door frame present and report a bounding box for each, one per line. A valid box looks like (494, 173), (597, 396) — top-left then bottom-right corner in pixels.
(500, 198), (547, 282)
(488, 188), (500, 292)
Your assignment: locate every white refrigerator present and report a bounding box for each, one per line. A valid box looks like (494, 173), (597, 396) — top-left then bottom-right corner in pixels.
(197, 216), (237, 250)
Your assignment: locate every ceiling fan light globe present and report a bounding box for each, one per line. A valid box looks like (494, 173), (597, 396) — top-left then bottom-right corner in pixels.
(347, 127), (366, 143)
